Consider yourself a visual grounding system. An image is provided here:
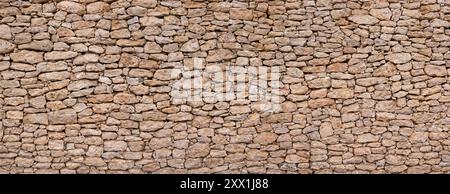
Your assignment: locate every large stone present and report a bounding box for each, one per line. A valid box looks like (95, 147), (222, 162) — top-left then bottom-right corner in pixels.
(206, 49), (236, 62)
(56, 1), (85, 15)
(23, 113), (48, 125)
(230, 8), (253, 20)
(348, 15), (379, 25)
(153, 69), (181, 80)
(308, 98), (335, 108)
(37, 62), (68, 72)
(386, 53), (411, 64)
(253, 132), (278, 145)
(410, 132), (428, 143)
(246, 149), (268, 161)
(48, 109), (77, 124)
(328, 88), (354, 99)
(68, 80), (97, 91)
(113, 93), (139, 104)
(187, 143), (210, 158)
(86, 2), (110, 14)
(10, 50), (43, 64)
(373, 63), (397, 77)
(180, 39), (200, 52)
(0, 24), (12, 39)
(167, 112), (193, 121)
(109, 159), (134, 170)
(308, 77), (331, 89)
(140, 121), (165, 131)
(369, 8), (392, 20)
(319, 122), (333, 138)
(356, 77), (386, 87)
(266, 113), (292, 123)
(18, 40), (53, 51)
(132, 0), (157, 8)
(73, 54), (99, 65)
(38, 71), (71, 81)
(230, 106), (251, 114)
(424, 65), (447, 77)
(44, 51), (77, 61)
(144, 42), (162, 53)
(140, 16), (163, 26)
(0, 39), (14, 53)
(104, 141), (128, 152)
(357, 133), (379, 143)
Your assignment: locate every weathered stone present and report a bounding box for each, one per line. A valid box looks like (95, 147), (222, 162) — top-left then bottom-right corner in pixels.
(48, 109), (77, 124)
(206, 49), (236, 62)
(357, 134), (379, 143)
(424, 65), (447, 77)
(0, 39), (15, 53)
(327, 88), (354, 99)
(167, 112), (193, 121)
(86, 2), (110, 14)
(18, 40), (53, 51)
(0, 25), (12, 39)
(230, 8), (253, 20)
(140, 17), (163, 26)
(386, 53), (411, 64)
(373, 63), (397, 77)
(67, 80), (97, 91)
(104, 141), (127, 152)
(254, 132), (278, 145)
(10, 50), (43, 64)
(44, 51), (77, 61)
(319, 122), (333, 138)
(113, 93), (139, 104)
(308, 77), (331, 89)
(23, 113), (48, 125)
(132, 0), (157, 8)
(140, 121), (165, 131)
(246, 150), (268, 161)
(308, 98), (335, 108)
(187, 143), (210, 158)
(56, 1), (85, 15)
(410, 132), (428, 143)
(348, 15), (379, 25)
(370, 8), (392, 20)
(180, 39), (200, 52)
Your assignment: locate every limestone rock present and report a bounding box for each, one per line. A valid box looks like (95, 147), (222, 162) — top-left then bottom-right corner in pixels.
(386, 53), (411, 64)
(187, 143), (210, 158)
(348, 15), (379, 25)
(10, 50), (43, 64)
(0, 39), (15, 53)
(48, 109), (77, 124)
(56, 1), (85, 15)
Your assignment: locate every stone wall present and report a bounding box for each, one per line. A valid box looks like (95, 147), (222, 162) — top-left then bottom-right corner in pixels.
(0, 0), (450, 174)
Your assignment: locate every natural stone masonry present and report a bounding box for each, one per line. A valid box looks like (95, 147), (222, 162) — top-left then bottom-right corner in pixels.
(0, 0), (449, 174)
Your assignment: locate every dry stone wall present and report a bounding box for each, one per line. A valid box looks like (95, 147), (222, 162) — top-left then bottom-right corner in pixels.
(0, 0), (450, 174)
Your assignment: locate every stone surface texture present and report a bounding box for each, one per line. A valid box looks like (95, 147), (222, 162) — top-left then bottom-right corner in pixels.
(0, 0), (450, 174)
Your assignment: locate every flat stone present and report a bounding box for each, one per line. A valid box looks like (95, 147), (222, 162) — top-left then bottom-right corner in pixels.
(370, 8), (392, 20)
(180, 39), (200, 52)
(0, 39), (14, 53)
(18, 40), (53, 51)
(140, 121), (165, 131)
(187, 143), (210, 158)
(424, 65), (447, 77)
(48, 109), (77, 124)
(328, 88), (354, 99)
(386, 53), (411, 64)
(56, 1), (85, 15)
(348, 15), (379, 25)
(44, 51), (78, 61)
